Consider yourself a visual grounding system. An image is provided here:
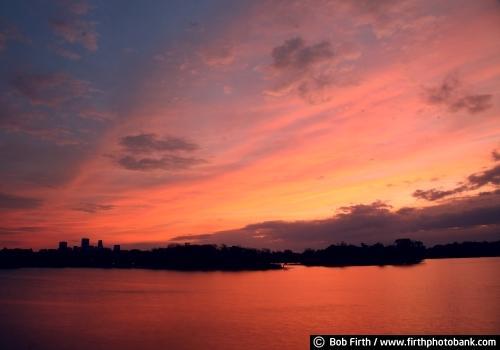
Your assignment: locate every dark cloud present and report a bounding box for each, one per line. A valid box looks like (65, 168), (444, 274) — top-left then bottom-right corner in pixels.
(450, 94), (493, 114)
(412, 186), (467, 201)
(9, 71), (91, 107)
(118, 155), (205, 171)
(424, 75), (493, 114)
(268, 36), (359, 104)
(425, 74), (459, 104)
(272, 37), (334, 71)
(171, 193), (500, 250)
(0, 192), (43, 210)
(493, 150), (500, 161)
(120, 133), (199, 154)
(413, 162), (500, 201)
(72, 202), (115, 213)
(467, 164), (500, 188)
(0, 226), (44, 235)
(116, 133), (205, 172)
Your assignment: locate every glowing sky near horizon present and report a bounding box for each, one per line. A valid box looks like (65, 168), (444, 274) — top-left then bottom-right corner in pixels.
(0, 0), (499, 250)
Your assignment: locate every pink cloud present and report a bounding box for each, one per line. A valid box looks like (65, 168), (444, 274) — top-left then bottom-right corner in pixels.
(199, 43), (236, 66)
(53, 45), (81, 60)
(50, 18), (98, 51)
(9, 71), (91, 107)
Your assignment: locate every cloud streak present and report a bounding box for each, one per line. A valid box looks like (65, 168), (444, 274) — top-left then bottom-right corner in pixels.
(267, 36), (359, 103)
(48, 0), (97, 54)
(413, 158), (500, 201)
(115, 133), (205, 172)
(424, 74), (493, 114)
(0, 192), (43, 210)
(9, 71), (91, 107)
(50, 19), (98, 51)
(118, 155), (205, 172)
(0, 226), (45, 235)
(72, 202), (115, 213)
(272, 37), (334, 71)
(120, 133), (199, 154)
(199, 44), (235, 66)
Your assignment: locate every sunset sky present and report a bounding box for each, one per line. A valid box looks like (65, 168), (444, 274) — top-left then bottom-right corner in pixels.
(0, 0), (499, 250)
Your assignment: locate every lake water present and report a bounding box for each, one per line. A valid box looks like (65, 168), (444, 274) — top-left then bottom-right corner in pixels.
(0, 258), (499, 349)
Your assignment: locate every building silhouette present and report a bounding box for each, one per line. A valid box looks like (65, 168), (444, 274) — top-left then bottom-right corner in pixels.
(81, 238), (90, 251)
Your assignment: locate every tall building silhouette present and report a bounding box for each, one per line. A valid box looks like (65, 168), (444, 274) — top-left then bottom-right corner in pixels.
(81, 238), (90, 250)
(58, 241), (68, 251)
(98, 240), (104, 249)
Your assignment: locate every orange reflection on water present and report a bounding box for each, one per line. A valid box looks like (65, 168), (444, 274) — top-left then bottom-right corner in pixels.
(0, 257), (498, 350)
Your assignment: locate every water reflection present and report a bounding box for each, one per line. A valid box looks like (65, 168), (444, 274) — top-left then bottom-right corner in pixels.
(0, 258), (499, 350)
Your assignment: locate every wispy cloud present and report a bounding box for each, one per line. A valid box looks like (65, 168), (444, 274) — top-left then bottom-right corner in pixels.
(120, 133), (199, 154)
(50, 18), (98, 51)
(50, 0), (97, 53)
(413, 187), (467, 201)
(199, 43), (235, 66)
(272, 37), (334, 70)
(53, 45), (81, 60)
(0, 226), (45, 235)
(118, 154), (205, 172)
(115, 133), (205, 172)
(413, 154), (500, 201)
(72, 202), (115, 213)
(424, 74), (493, 114)
(266, 36), (359, 103)
(9, 71), (91, 107)
(0, 192), (43, 210)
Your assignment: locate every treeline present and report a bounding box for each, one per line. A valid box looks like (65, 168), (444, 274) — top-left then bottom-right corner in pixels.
(301, 239), (425, 266)
(0, 239), (499, 271)
(426, 241), (500, 259)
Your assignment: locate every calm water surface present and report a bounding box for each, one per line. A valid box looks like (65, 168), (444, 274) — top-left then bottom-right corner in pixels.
(0, 258), (499, 349)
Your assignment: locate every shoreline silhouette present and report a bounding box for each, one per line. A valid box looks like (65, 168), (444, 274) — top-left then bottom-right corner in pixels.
(1, 238), (499, 271)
